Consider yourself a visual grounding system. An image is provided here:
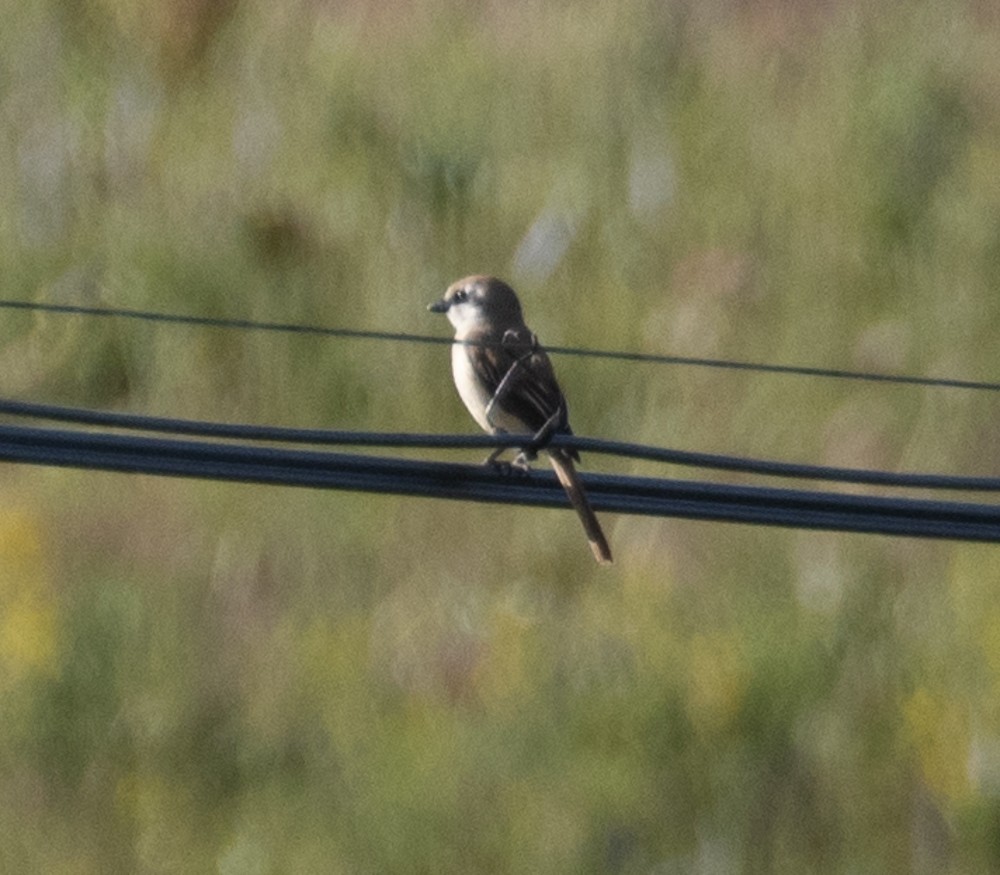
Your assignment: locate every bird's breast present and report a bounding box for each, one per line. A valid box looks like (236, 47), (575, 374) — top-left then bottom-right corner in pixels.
(450, 342), (530, 435)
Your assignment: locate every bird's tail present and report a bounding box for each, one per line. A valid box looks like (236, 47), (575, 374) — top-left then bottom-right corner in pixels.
(547, 449), (613, 565)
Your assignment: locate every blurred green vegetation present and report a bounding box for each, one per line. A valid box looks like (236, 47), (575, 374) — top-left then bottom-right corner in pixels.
(2, 0), (1000, 871)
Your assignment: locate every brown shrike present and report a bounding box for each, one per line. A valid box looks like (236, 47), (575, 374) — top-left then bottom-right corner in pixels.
(428, 275), (612, 564)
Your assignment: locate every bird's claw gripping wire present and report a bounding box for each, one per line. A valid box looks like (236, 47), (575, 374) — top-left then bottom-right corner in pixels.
(485, 450), (530, 477)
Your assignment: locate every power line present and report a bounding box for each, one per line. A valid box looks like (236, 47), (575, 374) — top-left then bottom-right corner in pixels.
(2, 298), (998, 393)
(0, 299), (446, 348)
(0, 422), (997, 542)
(1, 397), (999, 492)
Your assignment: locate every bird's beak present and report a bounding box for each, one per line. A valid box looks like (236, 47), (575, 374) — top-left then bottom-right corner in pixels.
(427, 299), (449, 313)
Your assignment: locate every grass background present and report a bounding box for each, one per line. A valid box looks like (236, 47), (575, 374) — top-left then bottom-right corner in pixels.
(2, 0), (1000, 871)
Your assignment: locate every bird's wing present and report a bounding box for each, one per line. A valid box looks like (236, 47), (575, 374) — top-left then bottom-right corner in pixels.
(467, 328), (569, 434)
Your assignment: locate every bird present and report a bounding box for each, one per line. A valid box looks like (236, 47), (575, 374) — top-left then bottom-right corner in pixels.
(428, 275), (612, 564)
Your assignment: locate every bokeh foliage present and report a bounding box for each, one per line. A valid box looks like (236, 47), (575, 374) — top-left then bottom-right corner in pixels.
(2, 0), (1000, 871)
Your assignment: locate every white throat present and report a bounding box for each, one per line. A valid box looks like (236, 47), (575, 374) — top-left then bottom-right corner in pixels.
(446, 301), (492, 339)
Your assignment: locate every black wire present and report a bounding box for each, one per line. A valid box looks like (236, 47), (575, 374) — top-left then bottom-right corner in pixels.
(0, 422), (996, 542)
(2, 298), (998, 392)
(0, 397), (998, 492)
(0, 299), (448, 348)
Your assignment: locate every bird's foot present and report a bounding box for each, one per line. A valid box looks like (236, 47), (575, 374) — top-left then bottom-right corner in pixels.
(486, 458), (530, 477)
(512, 451), (534, 471)
(485, 449), (533, 476)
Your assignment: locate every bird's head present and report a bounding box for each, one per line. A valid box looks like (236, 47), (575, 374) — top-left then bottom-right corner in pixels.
(428, 275), (524, 334)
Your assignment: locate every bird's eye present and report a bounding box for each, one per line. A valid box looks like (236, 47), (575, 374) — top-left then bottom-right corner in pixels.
(453, 288), (469, 303)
